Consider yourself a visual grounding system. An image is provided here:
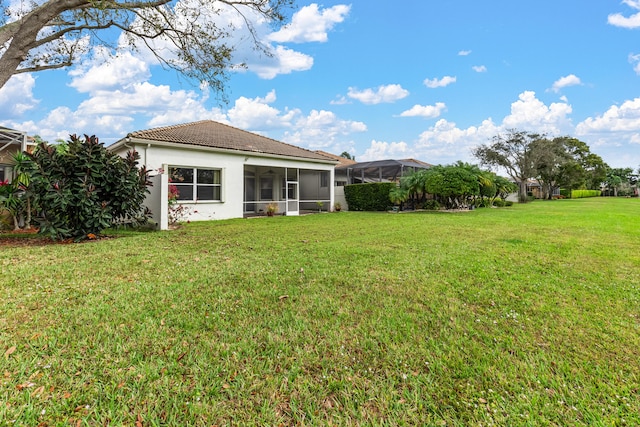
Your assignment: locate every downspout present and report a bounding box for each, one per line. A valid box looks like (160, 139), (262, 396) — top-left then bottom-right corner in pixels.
(329, 167), (335, 211)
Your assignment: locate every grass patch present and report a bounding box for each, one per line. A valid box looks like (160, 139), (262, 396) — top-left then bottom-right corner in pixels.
(1, 198), (639, 425)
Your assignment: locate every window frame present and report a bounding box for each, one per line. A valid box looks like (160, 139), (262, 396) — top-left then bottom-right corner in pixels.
(169, 166), (223, 203)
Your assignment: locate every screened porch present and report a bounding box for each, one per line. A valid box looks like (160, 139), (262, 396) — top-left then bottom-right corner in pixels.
(243, 165), (332, 216)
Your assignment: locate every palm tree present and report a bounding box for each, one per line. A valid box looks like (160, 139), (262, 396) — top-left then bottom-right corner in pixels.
(389, 186), (409, 211)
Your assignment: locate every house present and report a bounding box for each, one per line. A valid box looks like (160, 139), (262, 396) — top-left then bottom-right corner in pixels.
(108, 120), (337, 230)
(0, 126), (35, 182)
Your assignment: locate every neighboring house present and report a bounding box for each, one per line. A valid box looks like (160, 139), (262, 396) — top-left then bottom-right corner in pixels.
(523, 179), (560, 199)
(108, 120), (337, 230)
(0, 126), (34, 182)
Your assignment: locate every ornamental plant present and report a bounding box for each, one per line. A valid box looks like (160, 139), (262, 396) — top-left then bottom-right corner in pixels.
(167, 179), (192, 226)
(0, 178), (22, 230)
(27, 134), (151, 240)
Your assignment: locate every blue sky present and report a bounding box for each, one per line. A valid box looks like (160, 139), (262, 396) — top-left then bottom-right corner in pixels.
(1, 0), (640, 168)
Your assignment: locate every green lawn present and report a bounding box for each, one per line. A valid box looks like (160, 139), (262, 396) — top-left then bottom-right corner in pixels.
(2, 198), (639, 426)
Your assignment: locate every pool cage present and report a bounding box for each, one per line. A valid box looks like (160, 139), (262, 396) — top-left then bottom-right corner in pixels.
(336, 158), (432, 185)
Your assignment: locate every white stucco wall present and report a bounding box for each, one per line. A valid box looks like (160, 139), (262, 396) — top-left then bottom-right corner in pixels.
(113, 141), (335, 229)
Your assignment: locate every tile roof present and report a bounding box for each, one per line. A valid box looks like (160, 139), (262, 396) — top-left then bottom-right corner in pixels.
(314, 150), (358, 166)
(127, 120), (335, 162)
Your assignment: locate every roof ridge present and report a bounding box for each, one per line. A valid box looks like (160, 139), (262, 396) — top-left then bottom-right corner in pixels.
(128, 120), (211, 137)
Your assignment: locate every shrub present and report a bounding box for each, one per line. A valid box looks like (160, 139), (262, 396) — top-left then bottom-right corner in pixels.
(505, 200), (514, 207)
(344, 182), (395, 211)
(27, 134), (151, 240)
(492, 199), (505, 207)
(571, 189), (601, 199)
(423, 199), (441, 210)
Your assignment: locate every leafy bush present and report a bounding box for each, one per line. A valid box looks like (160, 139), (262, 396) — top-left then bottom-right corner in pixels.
(505, 200), (514, 207)
(423, 199), (441, 210)
(344, 182), (395, 211)
(27, 134), (152, 240)
(571, 189), (601, 199)
(492, 199), (505, 207)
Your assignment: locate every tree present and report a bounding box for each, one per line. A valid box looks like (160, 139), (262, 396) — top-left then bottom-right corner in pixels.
(11, 151), (35, 229)
(388, 186), (409, 211)
(0, 152), (34, 231)
(0, 178), (23, 230)
(0, 0), (294, 92)
(399, 169), (428, 208)
(559, 138), (608, 192)
(530, 137), (571, 199)
(605, 167), (635, 196)
(423, 164), (479, 209)
(454, 161), (494, 206)
(340, 151), (354, 161)
(473, 129), (543, 203)
(27, 134), (151, 240)
(493, 175), (518, 201)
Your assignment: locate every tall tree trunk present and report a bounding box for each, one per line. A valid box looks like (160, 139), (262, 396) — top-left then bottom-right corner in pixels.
(518, 181), (528, 203)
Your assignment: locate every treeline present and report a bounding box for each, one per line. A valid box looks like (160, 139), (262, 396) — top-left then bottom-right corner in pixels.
(472, 129), (639, 201)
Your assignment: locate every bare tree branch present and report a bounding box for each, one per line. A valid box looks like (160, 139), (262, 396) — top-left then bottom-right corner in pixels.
(0, 0), (294, 92)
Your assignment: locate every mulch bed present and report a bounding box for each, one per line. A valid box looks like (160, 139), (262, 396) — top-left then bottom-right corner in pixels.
(0, 229), (113, 247)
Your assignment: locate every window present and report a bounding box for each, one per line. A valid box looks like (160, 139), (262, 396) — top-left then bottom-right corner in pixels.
(260, 177), (273, 200)
(169, 167), (221, 202)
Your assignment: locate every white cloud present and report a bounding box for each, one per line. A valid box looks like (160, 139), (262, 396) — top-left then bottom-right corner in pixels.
(347, 84), (409, 105)
(0, 74), (39, 118)
(458, 50), (472, 56)
(283, 109), (367, 149)
(414, 118), (499, 164)
(608, 1), (640, 27)
(227, 90), (299, 130)
(472, 65), (487, 73)
(502, 91), (573, 134)
(359, 140), (410, 161)
(8, 78), (225, 144)
(399, 102), (447, 119)
(69, 51), (150, 93)
(607, 12), (640, 28)
(248, 45), (314, 79)
(330, 95), (350, 105)
(268, 4), (350, 43)
(628, 53), (640, 75)
(404, 92), (576, 165)
(424, 76), (456, 88)
(550, 74), (582, 93)
(576, 98), (640, 133)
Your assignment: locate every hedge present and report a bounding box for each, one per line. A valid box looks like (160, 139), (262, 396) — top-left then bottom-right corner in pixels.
(344, 182), (396, 211)
(570, 189), (601, 199)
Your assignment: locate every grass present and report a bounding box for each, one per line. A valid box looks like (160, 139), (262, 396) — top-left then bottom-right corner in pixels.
(1, 197), (639, 426)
